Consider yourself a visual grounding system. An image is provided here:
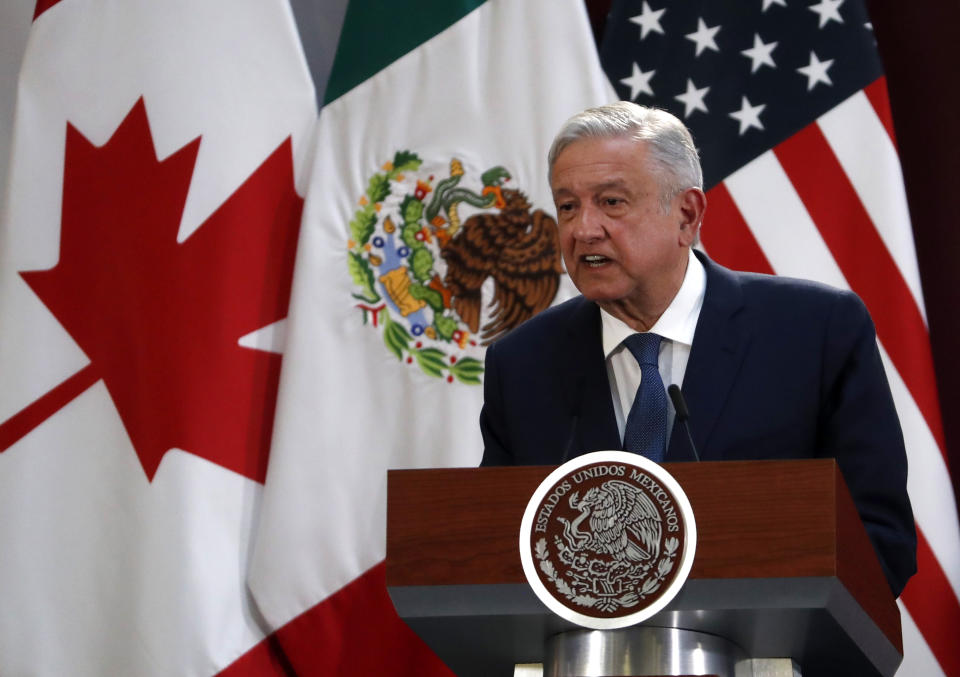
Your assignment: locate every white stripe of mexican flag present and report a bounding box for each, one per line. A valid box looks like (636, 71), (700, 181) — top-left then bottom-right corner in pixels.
(248, 0), (614, 672)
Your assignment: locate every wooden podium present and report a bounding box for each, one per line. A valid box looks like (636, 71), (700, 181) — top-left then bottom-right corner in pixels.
(386, 459), (903, 677)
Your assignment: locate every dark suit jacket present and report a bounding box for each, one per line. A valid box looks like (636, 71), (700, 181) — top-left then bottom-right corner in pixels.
(479, 251), (916, 596)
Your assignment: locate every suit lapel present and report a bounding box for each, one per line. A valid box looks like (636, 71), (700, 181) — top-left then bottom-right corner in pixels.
(560, 298), (621, 457)
(667, 252), (749, 461)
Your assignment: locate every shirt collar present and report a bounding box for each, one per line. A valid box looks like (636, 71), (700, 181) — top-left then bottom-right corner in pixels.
(600, 248), (706, 358)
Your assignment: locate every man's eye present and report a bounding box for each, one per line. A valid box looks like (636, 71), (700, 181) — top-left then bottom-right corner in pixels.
(604, 197), (623, 207)
(557, 203), (575, 213)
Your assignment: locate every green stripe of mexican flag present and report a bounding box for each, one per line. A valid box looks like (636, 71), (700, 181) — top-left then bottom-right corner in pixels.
(324, 0), (486, 104)
(249, 1), (614, 673)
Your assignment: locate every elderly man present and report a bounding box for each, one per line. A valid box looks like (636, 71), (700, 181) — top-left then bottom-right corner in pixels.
(478, 102), (916, 596)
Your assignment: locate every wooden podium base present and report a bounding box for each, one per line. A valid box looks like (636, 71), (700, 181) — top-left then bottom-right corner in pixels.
(544, 626), (743, 676)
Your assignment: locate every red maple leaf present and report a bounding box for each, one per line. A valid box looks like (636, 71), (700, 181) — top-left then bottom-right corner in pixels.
(1, 98), (302, 483)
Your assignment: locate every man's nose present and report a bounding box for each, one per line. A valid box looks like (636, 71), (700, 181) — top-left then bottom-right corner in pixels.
(571, 203), (606, 241)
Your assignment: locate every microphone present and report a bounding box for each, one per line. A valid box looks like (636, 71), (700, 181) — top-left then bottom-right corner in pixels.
(668, 384), (700, 462)
(560, 374), (584, 465)
(559, 414), (579, 465)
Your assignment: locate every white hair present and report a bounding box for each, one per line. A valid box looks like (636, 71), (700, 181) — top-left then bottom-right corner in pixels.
(548, 102), (703, 207)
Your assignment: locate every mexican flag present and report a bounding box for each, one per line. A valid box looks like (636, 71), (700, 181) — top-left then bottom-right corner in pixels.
(247, 0), (614, 673)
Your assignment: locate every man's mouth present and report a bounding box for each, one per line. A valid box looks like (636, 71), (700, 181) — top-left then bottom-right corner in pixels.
(582, 255), (610, 268)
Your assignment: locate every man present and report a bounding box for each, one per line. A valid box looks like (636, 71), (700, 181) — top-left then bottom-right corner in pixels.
(478, 102), (916, 596)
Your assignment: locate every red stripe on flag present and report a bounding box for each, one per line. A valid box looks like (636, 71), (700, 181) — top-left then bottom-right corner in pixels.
(33, 0), (63, 20)
(774, 123), (947, 455)
(702, 183), (775, 275)
(216, 635), (294, 677)
(266, 561), (454, 676)
(0, 363), (99, 452)
(217, 562), (455, 675)
(864, 77), (899, 151)
(900, 527), (960, 676)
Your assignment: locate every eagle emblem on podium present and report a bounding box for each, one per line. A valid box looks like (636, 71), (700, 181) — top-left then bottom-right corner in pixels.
(542, 477), (680, 613)
(521, 455), (696, 626)
(559, 480), (664, 569)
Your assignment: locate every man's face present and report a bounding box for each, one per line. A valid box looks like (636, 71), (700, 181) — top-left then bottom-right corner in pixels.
(550, 136), (701, 322)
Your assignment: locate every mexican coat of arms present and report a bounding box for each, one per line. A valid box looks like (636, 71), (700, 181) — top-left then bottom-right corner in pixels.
(520, 452), (697, 629)
(346, 151), (563, 384)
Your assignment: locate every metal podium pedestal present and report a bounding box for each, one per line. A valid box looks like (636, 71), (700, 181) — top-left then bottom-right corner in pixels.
(544, 626), (748, 677)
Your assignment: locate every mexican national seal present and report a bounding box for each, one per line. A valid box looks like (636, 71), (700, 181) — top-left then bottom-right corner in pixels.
(519, 451), (697, 630)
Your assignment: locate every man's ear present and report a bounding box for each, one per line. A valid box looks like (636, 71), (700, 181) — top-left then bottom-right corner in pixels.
(677, 187), (706, 246)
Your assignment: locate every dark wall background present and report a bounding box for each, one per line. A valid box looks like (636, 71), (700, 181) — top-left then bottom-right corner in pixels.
(867, 2), (960, 511)
(585, 1), (960, 511)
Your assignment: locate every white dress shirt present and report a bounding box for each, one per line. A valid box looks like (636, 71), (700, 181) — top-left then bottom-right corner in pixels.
(601, 249), (707, 446)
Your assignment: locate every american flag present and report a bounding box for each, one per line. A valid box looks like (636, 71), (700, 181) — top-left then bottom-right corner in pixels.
(597, 0), (960, 674)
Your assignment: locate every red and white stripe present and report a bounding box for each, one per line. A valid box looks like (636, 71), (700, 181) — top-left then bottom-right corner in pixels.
(701, 77), (960, 677)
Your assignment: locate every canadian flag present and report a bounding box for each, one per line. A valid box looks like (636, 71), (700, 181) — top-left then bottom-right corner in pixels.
(0, 1), (316, 674)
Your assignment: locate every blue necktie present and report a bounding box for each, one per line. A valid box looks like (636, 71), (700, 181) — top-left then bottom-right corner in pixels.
(622, 333), (667, 462)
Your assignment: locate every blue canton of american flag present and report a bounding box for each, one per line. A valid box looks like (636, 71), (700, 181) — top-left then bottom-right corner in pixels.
(599, 2), (960, 676)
